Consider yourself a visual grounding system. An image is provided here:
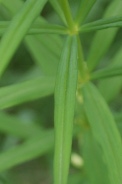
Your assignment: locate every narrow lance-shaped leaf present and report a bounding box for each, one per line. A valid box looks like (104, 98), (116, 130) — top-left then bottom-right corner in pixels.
(49, 0), (67, 25)
(1, 0), (23, 15)
(0, 21), (67, 36)
(91, 64), (122, 80)
(114, 112), (122, 137)
(1, 0), (63, 76)
(82, 82), (122, 184)
(0, 112), (41, 139)
(0, 130), (54, 172)
(0, 0), (47, 77)
(82, 130), (110, 184)
(54, 36), (78, 184)
(58, 0), (74, 29)
(75, 0), (96, 24)
(98, 48), (122, 102)
(0, 76), (55, 110)
(87, 0), (122, 71)
(80, 16), (122, 33)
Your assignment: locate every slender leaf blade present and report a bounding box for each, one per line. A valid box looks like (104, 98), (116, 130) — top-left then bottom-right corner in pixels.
(0, 130), (54, 172)
(91, 65), (122, 80)
(0, 0), (47, 77)
(87, 0), (122, 71)
(0, 112), (41, 139)
(0, 21), (68, 36)
(54, 36), (78, 184)
(49, 0), (67, 25)
(75, 0), (96, 24)
(0, 76), (55, 109)
(80, 16), (122, 32)
(83, 130), (110, 184)
(98, 48), (122, 102)
(82, 82), (122, 184)
(1, 0), (62, 76)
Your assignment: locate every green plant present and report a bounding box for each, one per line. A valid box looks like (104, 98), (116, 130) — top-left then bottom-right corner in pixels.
(0, 0), (121, 184)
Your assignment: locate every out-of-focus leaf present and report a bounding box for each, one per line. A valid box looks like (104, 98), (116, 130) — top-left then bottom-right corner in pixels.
(75, 0), (96, 24)
(80, 16), (122, 32)
(0, 130), (54, 172)
(115, 112), (122, 136)
(98, 48), (122, 102)
(0, 76), (55, 109)
(82, 82), (122, 184)
(83, 130), (110, 184)
(1, 0), (23, 15)
(0, 112), (41, 139)
(87, 0), (122, 71)
(0, 0), (48, 77)
(1, 0), (62, 76)
(91, 65), (122, 79)
(68, 173), (86, 184)
(58, 0), (74, 29)
(54, 36), (78, 184)
(25, 34), (61, 75)
(0, 20), (68, 36)
(49, 0), (66, 25)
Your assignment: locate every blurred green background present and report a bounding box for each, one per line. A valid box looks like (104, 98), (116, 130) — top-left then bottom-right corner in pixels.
(0, 0), (121, 183)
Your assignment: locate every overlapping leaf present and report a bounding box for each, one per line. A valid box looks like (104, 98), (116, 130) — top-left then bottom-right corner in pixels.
(83, 130), (110, 184)
(0, 112), (41, 139)
(98, 48), (122, 102)
(82, 82), (122, 184)
(80, 16), (122, 32)
(75, 0), (96, 24)
(0, 76), (55, 109)
(87, 0), (122, 71)
(0, 0), (47, 77)
(0, 20), (67, 36)
(91, 64), (122, 79)
(1, 0), (62, 76)
(0, 130), (54, 172)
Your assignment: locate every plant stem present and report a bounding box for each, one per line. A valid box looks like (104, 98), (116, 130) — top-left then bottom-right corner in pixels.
(77, 36), (89, 83)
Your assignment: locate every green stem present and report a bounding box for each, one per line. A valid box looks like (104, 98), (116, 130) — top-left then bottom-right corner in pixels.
(77, 36), (89, 83)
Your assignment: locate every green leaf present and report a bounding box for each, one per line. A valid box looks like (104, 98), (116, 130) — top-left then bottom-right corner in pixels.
(0, 20), (68, 36)
(1, 0), (23, 15)
(98, 48), (122, 102)
(91, 65), (122, 80)
(0, 130), (54, 172)
(80, 16), (122, 32)
(58, 0), (74, 29)
(83, 130), (110, 184)
(75, 0), (96, 25)
(68, 173), (85, 184)
(54, 36), (78, 184)
(82, 82), (122, 184)
(87, 0), (122, 71)
(49, 0), (67, 25)
(0, 0), (47, 77)
(0, 76), (55, 109)
(0, 112), (41, 139)
(115, 112), (122, 136)
(25, 34), (61, 76)
(2, 0), (63, 76)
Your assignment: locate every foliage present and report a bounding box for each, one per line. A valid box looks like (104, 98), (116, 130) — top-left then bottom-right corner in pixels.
(0, 0), (121, 184)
